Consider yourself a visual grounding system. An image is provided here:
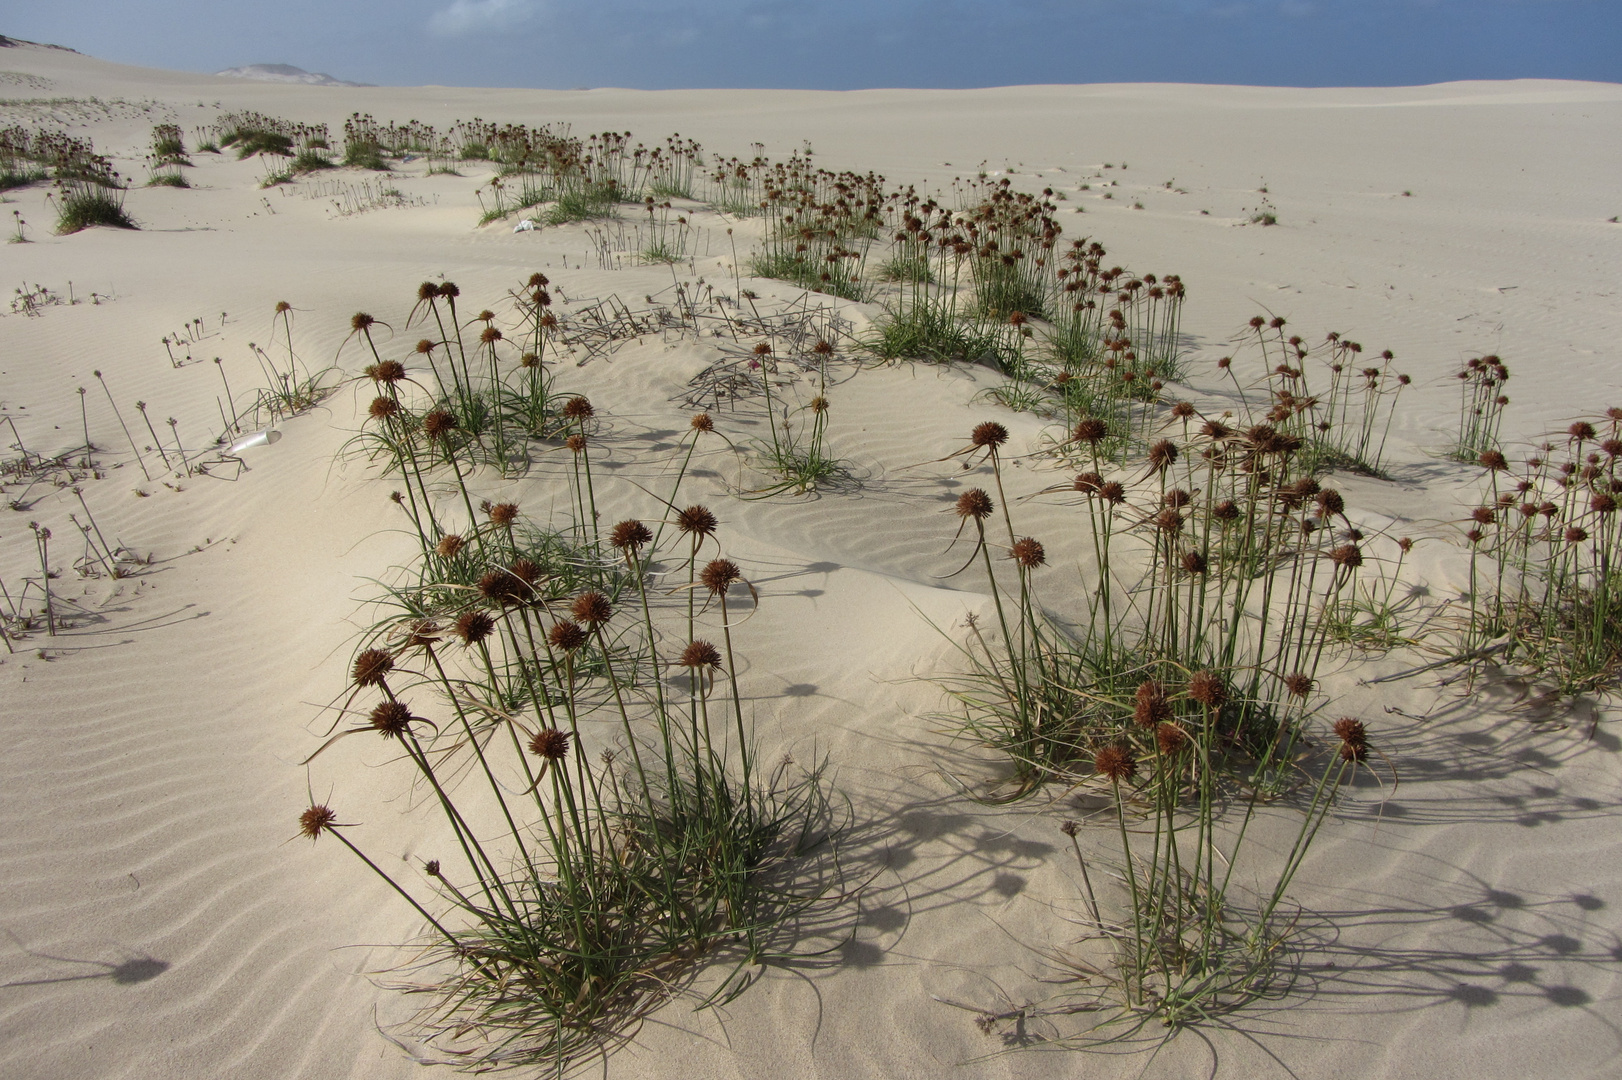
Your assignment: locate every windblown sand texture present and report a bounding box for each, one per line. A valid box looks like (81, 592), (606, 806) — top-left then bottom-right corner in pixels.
(3, 40), (1622, 1080)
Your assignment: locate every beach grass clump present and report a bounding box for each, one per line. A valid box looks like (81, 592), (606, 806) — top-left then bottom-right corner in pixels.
(301, 280), (845, 1070)
(54, 176), (134, 234)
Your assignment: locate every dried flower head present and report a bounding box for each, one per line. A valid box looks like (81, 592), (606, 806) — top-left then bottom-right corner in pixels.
(570, 591), (613, 624)
(955, 489), (995, 520)
(1330, 544), (1363, 570)
(422, 410), (458, 440)
(1099, 481), (1126, 505)
(1566, 526), (1589, 544)
(700, 558), (742, 594)
(1073, 471), (1104, 494)
(971, 421), (1010, 449)
(610, 519), (652, 551)
(1284, 672), (1315, 698)
(1094, 744), (1137, 782)
(691, 412), (715, 432)
(454, 610), (495, 645)
(677, 505), (718, 537)
(566, 434), (587, 453)
(1008, 537), (1046, 569)
(1181, 549), (1208, 575)
(548, 620), (588, 651)
(1147, 439), (1179, 473)
(528, 728), (570, 761)
(369, 396), (399, 421)
(369, 360), (406, 384)
(478, 568), (529, 606)
(562, 396), (594, 421)
(487, 502), (519, 526)
(679, 640), (723, 668)
(369, 700), (416, 739)
(352, 648), (394, 688)
(1479, 450), (1509, 471)
(436, 534), (464, 558)
(1188, 670), (1228, 708)
(1072, 417), (1109, 444)
(1155, 722), (1188, 755)
(299, 804), (337, 841)
(1133, 680), (1171, 727)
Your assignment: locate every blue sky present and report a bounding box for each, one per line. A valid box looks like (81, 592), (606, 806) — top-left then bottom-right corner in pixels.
(5, 0), (1618, 89)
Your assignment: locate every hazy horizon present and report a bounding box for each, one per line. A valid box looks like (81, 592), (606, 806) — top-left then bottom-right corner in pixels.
(5, 0), (1619, 92)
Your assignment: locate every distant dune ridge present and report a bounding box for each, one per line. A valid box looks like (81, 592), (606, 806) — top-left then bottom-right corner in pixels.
(214, 62), (370, 87)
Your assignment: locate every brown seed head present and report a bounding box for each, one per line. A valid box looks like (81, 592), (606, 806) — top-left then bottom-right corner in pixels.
(1188, 670), (1228, 709)
(610, 519), (652, 551)
(436, 534), (465, 558)
(275, 300), (292, 313)
(566, 434), (587, 453)
(414, 338), (435, 354)
(955, 489), (995, 520)
(679, 640), (723, 668)
(1593, 493), (1618, 515)
(1072, 417), (1109, 444)
(487, 502), (519, 526)
(1182, 550), (1208, 575)
(351, 312), (375, 332)
(1155, 722), (1188, 755)
(1073, 471), (1103, 494)
(422, 410), (458, 440)
(1099, 481), (1127, 505)
(1317, 488), (1345, 516)
(369, 360), (406, 384)
(352, 648), (394, 688)
(369, 700), (415, 739)
(1011, 537), (1046, 568)
(677, 504), (718, 537)
(1213, 499), (1240, 522)
(528, 728), (570, 761)
(1133, 680), (1170, 728)
(1330, 544), (1363, 569)
(1284, 672), (1315, 697)
(299, 804), (337, 841)
(369, 396), (399, 421)
(1566, 526), (1589, 543)
(1570, 421), (1597, 441)
(700, 558), (742, 594)
(1094, 744), (1137, 782)
(562, 395), (594, 420)
(570, 591), (613, 624)
(548, 620), (588, 651)
(1147, 439), (1179, 472)
(1479, 450), (1509, 471)
(454, 610), (495, 645)
(971, 421), (1009, 449)
(691, 412), (715, 432)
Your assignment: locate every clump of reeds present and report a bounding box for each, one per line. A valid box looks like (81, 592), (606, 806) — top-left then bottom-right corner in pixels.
(301, 281), (843, 1072)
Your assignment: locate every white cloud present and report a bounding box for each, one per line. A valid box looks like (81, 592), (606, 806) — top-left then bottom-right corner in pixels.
(428, 0), (540, 36)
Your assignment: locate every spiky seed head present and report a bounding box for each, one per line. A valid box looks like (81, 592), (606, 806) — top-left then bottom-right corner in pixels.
(1011, 537), (1046, 568)
(1060, 819), (1080, 837)
(369, 700), (415, 739)
(1471, 506), (1496, 525)
(1202, 419), (1233, 440)
(1213, 500), (1240, 522)
(562, 395), (594, 420)
(299, 804), (336, 841)
(1099, 481), (1126, 505)
(528, 272), (549, 288)
(275, 300), (292, 313)
(1171, 401), (1196, 420)
(679, 640), (723, 668)
(352, 648), (394, 688)
(691, 412), (715, 432)
(610, 519), (652, 551)
(1479, 450), (1508, 471)
(435, 534), (464, 558)
(351, 312), (374, 332)
(955, 489), (994, 520)
(1333, 717), (1366, 747)
(753, 342), (772, 356)
(1094, 744), (1137, 782)
(368, 396), (399, 420)
(1164, 488), (1192, 508)
(1133, 680), (1170, 727)
(1156, 722), (1188, 755)
(677, 504), (718, 537)
(1566, 526), (1589, 543)
(570, 591), (613, 624)
(1330, 544), (1363, 569)
(480, 325), (502, 345)
(454, 610), (495, 645)
(1147, 439), (1178, 472)
(528, 728), (570, 761)
(487, 502), (519, 526)
(971, 421), (1009, 449)
(1593, 493), (1617, 515)
(422, 410), (457, 440)
(1153, 508), (1184, 534)
(1073, 471), (1104, 494)
(437, 282), (459, 298)
(812, 339), (834, 356)
(700, 558), (742, 594)
(548, 620), (588, 651)
(1188, 670), (1228, 708)
(423, 859), (441, 877)
(1181, 550), (1208, 575)
(369, 360), (405, 384)
(566, 434), (587, 453)
(1570, 421), (1597, 441)
(1317, 489), (1345, 516)
(416, 281), (438, 301)
(477, 569), (529, 606)
(1285, 672), (1315, 698)
(520, 352), (539, 368)
(414, 338), (435, 354)
(1072, 417), (1109, 444)
(809, 396), (829, 414)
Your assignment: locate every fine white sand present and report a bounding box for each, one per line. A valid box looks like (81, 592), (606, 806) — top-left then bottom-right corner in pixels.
(2, 41), (1621, 1080)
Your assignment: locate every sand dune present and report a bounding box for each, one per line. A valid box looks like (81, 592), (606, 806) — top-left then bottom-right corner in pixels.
(2, 40), (1620, 1080)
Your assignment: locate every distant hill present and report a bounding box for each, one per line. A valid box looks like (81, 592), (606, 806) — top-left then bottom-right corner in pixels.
(215, 63), (371, 87)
